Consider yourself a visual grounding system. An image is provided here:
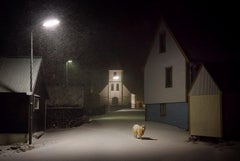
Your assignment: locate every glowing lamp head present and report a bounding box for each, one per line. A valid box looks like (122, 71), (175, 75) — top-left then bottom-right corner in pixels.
(43, 19), (60, 28)
(67, 60), (72, 63)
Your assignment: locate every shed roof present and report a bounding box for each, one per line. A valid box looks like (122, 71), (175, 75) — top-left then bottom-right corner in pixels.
(0, 57), (42, 93)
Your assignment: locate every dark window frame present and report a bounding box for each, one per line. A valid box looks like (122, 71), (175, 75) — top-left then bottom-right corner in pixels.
(111, 84), (114, 91)
(116, 84), (119, 91)
(165, 66), (173, 88)
(160, 103), (167, 116)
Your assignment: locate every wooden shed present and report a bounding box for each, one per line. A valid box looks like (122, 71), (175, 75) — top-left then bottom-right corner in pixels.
(189, 63), (240, 140)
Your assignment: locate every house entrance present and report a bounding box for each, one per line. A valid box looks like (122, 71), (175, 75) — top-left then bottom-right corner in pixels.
(112, 97), (118, 105)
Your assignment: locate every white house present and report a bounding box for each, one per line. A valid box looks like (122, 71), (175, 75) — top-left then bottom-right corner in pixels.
(100, 70), (132, 107)
(144, 18), (189, 129)
(144, 16), (240, 140)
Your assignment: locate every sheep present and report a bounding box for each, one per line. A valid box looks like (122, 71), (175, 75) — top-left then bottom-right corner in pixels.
(132, 124), (145, 139)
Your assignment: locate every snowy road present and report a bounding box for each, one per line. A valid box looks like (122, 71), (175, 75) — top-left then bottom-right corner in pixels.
(0, 109), (240, 161)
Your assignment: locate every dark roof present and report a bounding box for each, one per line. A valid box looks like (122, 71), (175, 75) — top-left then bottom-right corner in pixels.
(204, 62), (240, 93)
(0, 57), (42, 93)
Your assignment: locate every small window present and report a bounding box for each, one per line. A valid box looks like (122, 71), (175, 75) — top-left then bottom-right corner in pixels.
(34, 96), (40, 110)
(159, 32), (166, 53)
(111, 84), (114, 91)
(116, 84), (119, 91)
(160, 103), (166, 116)
(165, 67), (173, 88)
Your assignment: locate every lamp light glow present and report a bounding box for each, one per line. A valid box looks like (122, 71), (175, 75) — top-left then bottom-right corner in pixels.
(43, 19), (60, 28)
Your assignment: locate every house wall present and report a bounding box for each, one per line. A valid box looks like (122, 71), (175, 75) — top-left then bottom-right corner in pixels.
(144, 21), (187, 104)
(0, 93), (29, 133)
(108, 82), (123, 105)
(145, 102), (188, 129)
(33, 71), (48, 132)
(189, 95), (222, 137)
(0, 93), (29, 144)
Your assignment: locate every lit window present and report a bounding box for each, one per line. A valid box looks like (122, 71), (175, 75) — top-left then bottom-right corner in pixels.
(113, 72), (119, 80)
(159, 32), (166, 53)
(34, 95), (40, 110)
(165, 67), (172, 88)
(160, 103), (166, 116)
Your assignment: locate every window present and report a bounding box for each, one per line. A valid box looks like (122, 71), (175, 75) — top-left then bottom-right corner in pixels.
(34, 95), (40, 110)
(111, 84), (114, 91)
(113, 72), (119, 80)
(165, 67), (173, 88)
(159, 32), (166, 53)
(160, 103), (166, 116)
(116, 84), (119, 91)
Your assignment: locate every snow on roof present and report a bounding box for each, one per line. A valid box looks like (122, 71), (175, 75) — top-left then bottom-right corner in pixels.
(0, 57), (42, 93)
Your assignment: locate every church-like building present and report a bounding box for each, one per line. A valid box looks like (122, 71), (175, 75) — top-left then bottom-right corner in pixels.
(99, 70), (133, 107)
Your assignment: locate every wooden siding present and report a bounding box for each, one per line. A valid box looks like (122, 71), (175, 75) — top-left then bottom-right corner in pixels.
(189, 66), (221, 96)
(144, 20), (186, 104)
(189, 95), (222, 137)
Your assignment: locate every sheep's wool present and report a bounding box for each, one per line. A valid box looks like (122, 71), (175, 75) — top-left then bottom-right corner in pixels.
(132, 124), (145, 139)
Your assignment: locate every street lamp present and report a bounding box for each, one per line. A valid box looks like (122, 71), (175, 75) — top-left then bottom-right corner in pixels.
(66, 60), (72, 86)
(29, 18), (60, 144)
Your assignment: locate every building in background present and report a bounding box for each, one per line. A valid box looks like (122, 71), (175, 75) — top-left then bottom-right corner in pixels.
(100, 70), (132, 108)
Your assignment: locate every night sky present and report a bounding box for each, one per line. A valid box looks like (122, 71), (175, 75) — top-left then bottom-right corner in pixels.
(0, 0), (239, 94)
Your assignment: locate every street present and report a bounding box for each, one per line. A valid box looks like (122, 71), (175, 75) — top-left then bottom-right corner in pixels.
(0, 109), (240, 161)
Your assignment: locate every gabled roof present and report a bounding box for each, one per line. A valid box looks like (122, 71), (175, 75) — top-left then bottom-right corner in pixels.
(204, 62), (240, 93)
(0, 57), (42, 93)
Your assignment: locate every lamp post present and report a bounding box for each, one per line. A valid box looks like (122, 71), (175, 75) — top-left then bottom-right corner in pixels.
(29, 18), (60, 144)
(66, 60), (72, 86)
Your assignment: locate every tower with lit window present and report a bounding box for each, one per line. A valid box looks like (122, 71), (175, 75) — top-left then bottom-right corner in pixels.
(108, 70), (123, 105)
(100, 69), (131, 106)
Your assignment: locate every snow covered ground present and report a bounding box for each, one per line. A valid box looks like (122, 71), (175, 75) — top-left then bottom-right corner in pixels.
(0, 109), (239, 161)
